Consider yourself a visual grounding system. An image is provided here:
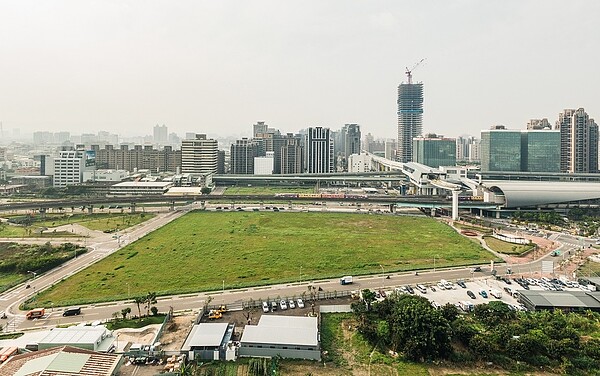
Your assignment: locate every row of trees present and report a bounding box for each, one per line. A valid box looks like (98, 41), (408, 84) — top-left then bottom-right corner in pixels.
(118, 292), (158, 320)
(352, 290), (600, 374)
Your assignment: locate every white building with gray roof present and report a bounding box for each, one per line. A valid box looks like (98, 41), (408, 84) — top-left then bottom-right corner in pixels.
(239, 315), (320, 361)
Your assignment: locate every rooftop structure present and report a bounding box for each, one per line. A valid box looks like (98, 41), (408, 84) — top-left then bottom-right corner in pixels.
(38, 326), (115, 352)
(518, 290), (600, 312)
(239, 315), (320, 360)
(0, 345), (122, 376)
(181, 323), (235, 361)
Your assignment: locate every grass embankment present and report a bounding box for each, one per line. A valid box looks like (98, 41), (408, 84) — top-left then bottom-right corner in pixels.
(0, 242), (86, 293)
(0, 213), (154, 237)
(483, 236), (535, 255)
(34, 212), (497, 307)
(578, 260), (600, 279)
(223, 186), (313, 195)
(105, 314), (165, 330)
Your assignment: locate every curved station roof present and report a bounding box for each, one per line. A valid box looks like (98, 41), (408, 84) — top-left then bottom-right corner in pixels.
(483, 180), (600, 208)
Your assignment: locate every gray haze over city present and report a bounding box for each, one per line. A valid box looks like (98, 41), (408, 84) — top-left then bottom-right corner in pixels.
(1, 1), (598, 140)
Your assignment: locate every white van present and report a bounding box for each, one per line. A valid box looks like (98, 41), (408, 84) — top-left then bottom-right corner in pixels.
(489, 289), (502, 299)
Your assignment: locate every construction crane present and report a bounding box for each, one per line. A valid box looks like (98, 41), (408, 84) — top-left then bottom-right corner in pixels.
(405, 58), (425, 84)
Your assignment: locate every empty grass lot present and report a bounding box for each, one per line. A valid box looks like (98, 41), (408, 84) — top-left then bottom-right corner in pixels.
(34, 212), (496, 307)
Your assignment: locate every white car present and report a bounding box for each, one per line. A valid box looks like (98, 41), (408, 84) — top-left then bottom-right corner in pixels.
(288, 300), (296, 309)
(436, 282), (446, 290)
(280, 300), (288, 310)
(262, 301), (269, 313)
(297, 298), (305, 308)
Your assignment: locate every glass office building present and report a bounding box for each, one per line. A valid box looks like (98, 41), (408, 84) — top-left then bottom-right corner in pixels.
(524, 130), (560, 172)
(480, 130), (522, 172)
(412, 137), (456, 168)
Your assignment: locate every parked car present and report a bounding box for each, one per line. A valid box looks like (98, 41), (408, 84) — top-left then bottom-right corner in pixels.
(271, 301), (277, 311)
(436, 282), (446, 290)
(430, 285), (437, 292)
(416, 284), (427, 294)
(479, 289), (488, 298)
(457, 280), (467, 289)
(297, 298), (305, 308)
(405, 285), (415, 294)
(262, 302), (269, 313)
(280, 300), (288, 310)
(288, 300), (296, 309)
(467, 290), (476, 299)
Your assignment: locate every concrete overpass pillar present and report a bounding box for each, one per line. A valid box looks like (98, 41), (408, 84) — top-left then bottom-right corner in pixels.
(452, 190), (459, 221)
(130, 203), (136, 214)
(169, 201), (175, 211)
(39, 208), (47, 218)
(88, 206), (93, 215)
(431, 208), (436, 216)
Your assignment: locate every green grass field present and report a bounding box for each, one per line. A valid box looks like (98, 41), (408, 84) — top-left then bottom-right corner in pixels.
(0, 213), (154, 237)
(33, 211), (497, 307)
(483, 236), (535, 255)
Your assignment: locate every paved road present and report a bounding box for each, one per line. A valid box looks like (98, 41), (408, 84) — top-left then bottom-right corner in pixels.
(2, 206), (596, 331)
(0, 208), (189, 331)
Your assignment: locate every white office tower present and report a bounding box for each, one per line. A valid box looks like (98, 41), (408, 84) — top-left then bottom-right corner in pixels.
(181, 134), (218, 174)
(254, 151), (275, 175)
(348, 153), (372, 173)
(52, 149), (96, 187)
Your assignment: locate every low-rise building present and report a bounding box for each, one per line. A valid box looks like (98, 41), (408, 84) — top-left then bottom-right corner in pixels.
(239, 315), (320, 361)
(0, 345), (122, 376)
(37, 326), (116, 352)
(181, 323), (236, 361)
(109, 181), (173, 196)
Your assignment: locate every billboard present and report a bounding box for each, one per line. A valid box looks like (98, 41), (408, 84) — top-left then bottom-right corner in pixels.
(85, 150), (96, 167)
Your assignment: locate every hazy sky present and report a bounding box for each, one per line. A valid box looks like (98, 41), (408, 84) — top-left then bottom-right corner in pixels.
(1, 1), (598, 139)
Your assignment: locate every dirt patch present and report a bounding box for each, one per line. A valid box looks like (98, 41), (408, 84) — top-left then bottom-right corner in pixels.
(114, 325), (161, 352)
(159, 312), (197, 350)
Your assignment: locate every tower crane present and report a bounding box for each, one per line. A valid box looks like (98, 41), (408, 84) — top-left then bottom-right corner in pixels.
(405, 58), (425, 84)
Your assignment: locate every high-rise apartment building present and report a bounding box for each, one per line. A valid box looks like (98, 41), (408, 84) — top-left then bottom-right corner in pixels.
(280, 137), (304, 174)
(527, 118), (551, 130)
(92, 145), (180, 173)
(397, 80), (423, 163)
(230, 138), (260, 174)
(412, 135), (456, 168)
(181, 134), (218, 174)
(341, 123), (361, 163)
(305, 127), (334, 174)
(153, 124), (168, 144)
(556, 108), (599, 173)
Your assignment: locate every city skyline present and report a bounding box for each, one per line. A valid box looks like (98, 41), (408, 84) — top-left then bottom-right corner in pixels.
(1, 1), (598, 139)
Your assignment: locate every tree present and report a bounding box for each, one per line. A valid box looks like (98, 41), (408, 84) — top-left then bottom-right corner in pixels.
(133, 296), (145, 318)
(121, 307), (131, 320)
(145, 291), (157, 316)
(361, 289), (376, 311)
(150, 306), (158, 316)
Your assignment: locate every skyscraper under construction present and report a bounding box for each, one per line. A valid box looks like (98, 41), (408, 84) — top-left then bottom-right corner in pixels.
(397, 70), (424, 163)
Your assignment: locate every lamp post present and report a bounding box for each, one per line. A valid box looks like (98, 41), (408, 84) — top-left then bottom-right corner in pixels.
(433, 256), (436, 273)
(300, 266), (303, 283)
(379, 264), (385, 289)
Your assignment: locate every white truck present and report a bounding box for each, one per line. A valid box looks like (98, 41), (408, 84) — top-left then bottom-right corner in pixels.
(340, 276), (353, 285)
(489, 289), (502, 299)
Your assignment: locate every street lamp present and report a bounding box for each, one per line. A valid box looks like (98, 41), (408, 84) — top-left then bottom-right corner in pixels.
(433, 256), (436, 273)
(379, 264), (385, 289)
(300, 266), (303, 283)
